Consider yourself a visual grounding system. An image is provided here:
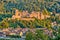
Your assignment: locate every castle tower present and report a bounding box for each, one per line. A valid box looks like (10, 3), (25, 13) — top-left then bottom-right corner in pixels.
(37, 12), (40, 19)
(15, 9), (22, 18)
(37, 12), (45, 20)
(40, 12), (44, 19)
(15, 9), (19, 16)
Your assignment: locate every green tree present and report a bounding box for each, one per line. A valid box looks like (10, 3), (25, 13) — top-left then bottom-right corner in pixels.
(0, 20), (9, 28)
(35, 30), (49, 40)
(25, 32), (35, 40)
(25, 30), (49, 40)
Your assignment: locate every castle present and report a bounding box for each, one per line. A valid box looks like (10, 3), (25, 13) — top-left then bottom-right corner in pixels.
(12, 9), (50, 21)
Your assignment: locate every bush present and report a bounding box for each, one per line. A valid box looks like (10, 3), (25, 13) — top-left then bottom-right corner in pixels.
(6, 35), (21, 38)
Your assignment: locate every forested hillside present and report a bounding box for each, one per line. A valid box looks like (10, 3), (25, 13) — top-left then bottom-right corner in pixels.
(0, 0), (60, 28)
(0, 0), (60, 13)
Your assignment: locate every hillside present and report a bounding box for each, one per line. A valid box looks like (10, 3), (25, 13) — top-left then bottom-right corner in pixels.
(0, 0), (60, 13)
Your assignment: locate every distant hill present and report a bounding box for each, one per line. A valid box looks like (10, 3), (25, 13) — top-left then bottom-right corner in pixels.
(0, 0), (60, 13)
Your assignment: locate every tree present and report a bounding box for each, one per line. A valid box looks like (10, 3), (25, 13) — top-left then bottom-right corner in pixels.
(0, 20), (9, 28)
(35, 30), (49, 40)
(52, 26), (60, 40)
(25, 32), (35, 40)
(25, 30), (50, 40)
